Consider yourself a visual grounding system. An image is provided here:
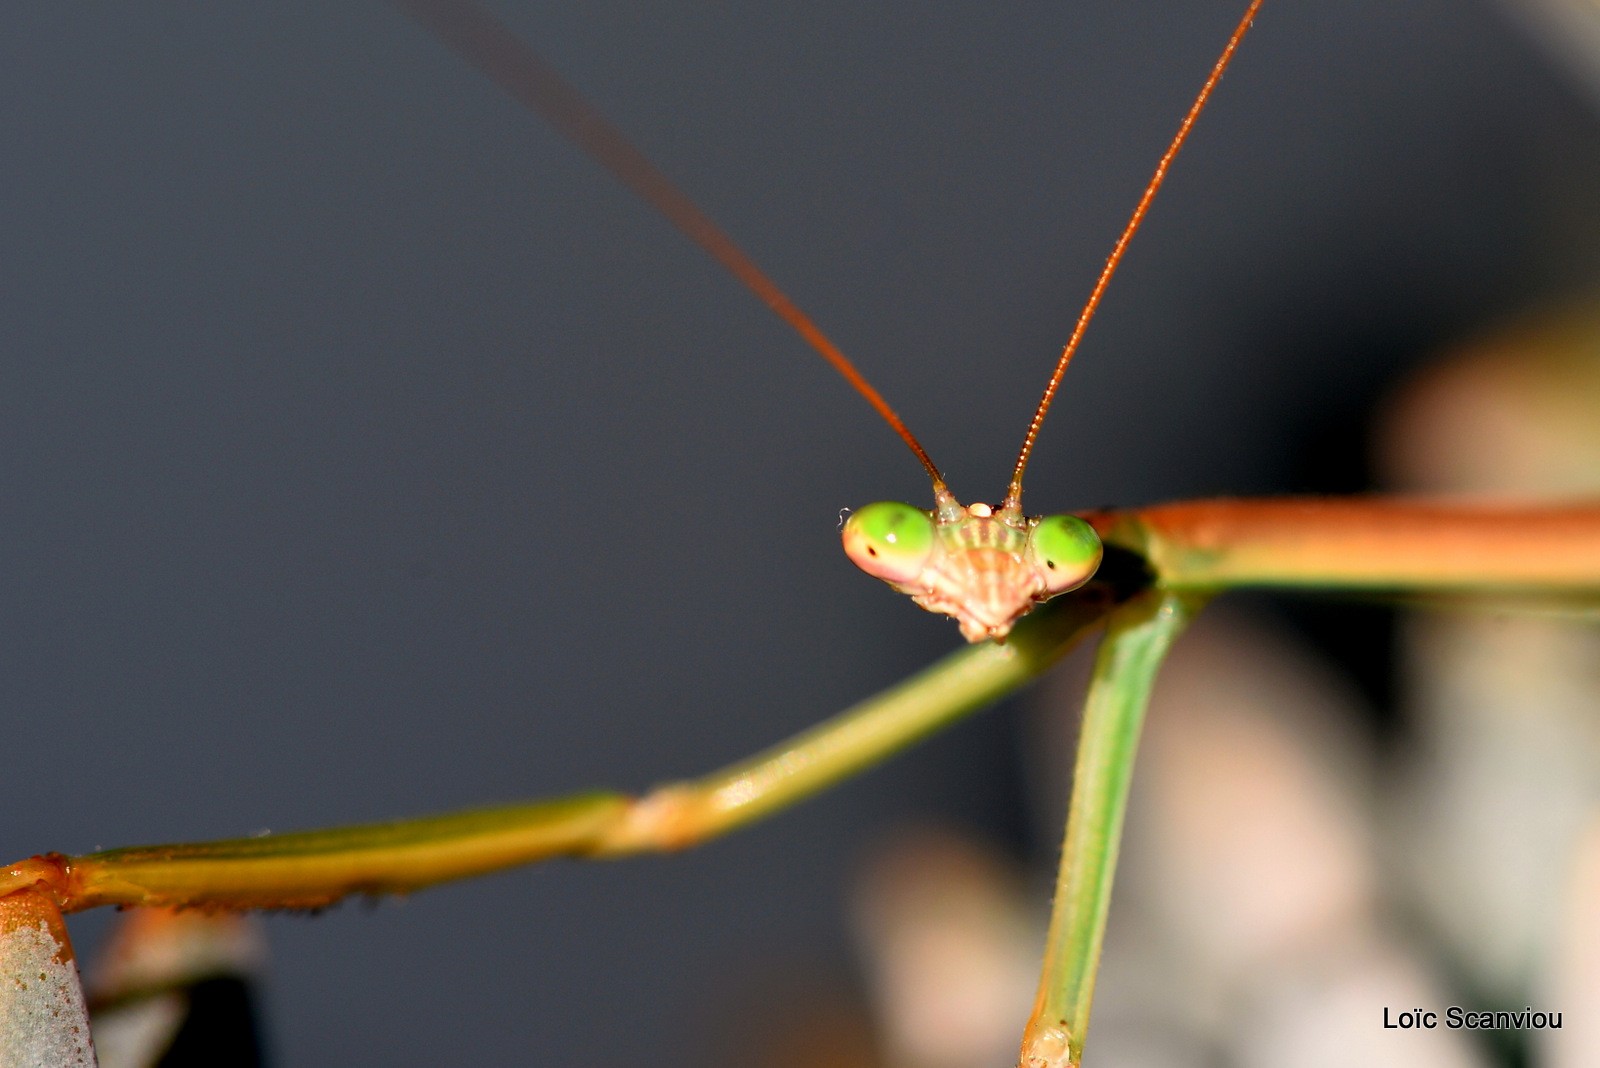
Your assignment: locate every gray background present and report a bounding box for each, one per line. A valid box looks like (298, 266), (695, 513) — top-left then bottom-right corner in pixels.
(6, 1), (1600, 1063)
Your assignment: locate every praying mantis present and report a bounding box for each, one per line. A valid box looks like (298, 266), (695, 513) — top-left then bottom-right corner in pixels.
(6, 2), (1600, 1065)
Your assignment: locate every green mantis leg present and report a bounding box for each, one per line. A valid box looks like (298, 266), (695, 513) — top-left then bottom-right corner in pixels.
(1020, 589), (1202, 1068)
(1, 594), (1114, 913)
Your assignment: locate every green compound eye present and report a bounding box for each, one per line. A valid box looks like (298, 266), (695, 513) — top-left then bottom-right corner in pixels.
(842, 501), (936, 586)
(1029, 514), (1103, 596)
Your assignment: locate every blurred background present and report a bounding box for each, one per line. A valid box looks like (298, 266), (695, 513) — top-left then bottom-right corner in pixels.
(5, 1), (1600, 1063)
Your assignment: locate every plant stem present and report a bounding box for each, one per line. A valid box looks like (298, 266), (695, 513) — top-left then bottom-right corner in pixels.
(0, 886), (94, 1066)
(1020, 590), (1199, 1068)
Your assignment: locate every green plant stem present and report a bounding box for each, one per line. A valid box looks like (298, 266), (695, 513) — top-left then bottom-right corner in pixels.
(1020, 590), (1199, 1068)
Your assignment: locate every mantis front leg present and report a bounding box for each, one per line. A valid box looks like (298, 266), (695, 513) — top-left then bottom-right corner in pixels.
(1022, 589), (1200, 1068)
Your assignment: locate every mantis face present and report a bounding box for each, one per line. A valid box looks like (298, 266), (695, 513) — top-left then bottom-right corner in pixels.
(842, 490), (1102, 643)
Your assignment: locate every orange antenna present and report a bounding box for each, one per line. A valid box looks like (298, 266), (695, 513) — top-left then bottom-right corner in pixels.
(1002, 0), (1265, 514)
(389, 0), (944, 484)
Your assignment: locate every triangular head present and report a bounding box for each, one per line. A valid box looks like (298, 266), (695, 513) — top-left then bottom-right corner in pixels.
(842, 483), (1101, 642)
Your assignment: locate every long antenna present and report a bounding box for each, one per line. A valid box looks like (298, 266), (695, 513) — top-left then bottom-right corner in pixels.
(388, 0), (944, 484)
(1002, 0), (1265, 514)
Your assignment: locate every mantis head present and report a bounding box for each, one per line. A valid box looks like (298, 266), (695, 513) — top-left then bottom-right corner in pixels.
(842, 484), (1102, 642)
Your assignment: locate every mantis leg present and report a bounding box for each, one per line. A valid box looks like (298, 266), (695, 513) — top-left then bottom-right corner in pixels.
(1021, 589), (1200, 1068)
(3, 594), (1113, 913)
